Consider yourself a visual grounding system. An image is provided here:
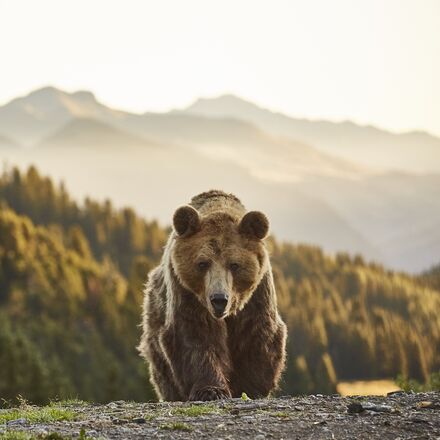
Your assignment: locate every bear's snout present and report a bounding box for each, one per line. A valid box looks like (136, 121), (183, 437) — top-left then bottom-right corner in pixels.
(209, 292), (229, 318)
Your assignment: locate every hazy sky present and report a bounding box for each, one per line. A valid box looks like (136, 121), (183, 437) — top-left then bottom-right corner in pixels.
(1, 0), (439, 135)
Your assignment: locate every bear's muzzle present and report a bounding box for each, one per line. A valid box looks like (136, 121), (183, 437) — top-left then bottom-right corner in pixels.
(210, 292), (229, 318)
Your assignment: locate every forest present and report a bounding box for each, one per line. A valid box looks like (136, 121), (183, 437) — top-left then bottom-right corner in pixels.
(0, 166), (439, 403)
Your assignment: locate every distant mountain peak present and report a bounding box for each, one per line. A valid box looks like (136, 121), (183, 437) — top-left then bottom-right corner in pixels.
(19, 86), (97, 103)
(195, 93), (254, 104)
(27, 85), (61, 97)
(17, 86), (66, 106)
(187, 94), (261, 113)
(0, 86), (119, 146)
(71, 90), (97, 102)
(9, 86), (98, 109)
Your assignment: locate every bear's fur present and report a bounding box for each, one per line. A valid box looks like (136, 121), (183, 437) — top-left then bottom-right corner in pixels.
(138, 190), (287, 401)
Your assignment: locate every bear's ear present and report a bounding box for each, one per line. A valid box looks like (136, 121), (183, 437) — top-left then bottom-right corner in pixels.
(173, 205), (201, 237)
(239, 211), (269, 240)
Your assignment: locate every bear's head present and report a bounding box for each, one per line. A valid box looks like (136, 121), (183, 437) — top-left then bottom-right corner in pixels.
(171, 205), (269, 319)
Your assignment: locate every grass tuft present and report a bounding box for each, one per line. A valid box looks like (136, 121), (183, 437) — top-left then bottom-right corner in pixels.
(271, 411), (290, 418)
(0, 430), (75, 440)
(49, 399), (87, 407)
(172, 404), (218, 417)
(0, 432), (34, 440)
(0, 407), (76, 424)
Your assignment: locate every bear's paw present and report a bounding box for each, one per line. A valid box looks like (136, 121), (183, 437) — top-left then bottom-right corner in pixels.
(189, 385), (231, 401)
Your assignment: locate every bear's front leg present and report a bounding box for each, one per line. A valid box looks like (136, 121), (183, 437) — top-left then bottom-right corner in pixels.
(160, 317), (232, 401)
(227, 272), (287, 398)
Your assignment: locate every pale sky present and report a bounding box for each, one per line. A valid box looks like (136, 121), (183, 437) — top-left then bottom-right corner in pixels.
(0, 0), (439, 136)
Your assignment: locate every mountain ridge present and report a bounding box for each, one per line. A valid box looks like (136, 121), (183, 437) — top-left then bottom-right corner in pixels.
(185, 93), (440, 139)
(1, 86), (439, 272)
(3, 87), (440, 167)
(182, 94), (440, 173)
(39, 117), (160, 150)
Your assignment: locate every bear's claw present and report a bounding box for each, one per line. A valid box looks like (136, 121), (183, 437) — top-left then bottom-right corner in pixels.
(190, 386), (231, 401)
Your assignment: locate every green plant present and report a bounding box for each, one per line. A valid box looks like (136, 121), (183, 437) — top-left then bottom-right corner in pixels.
(172, 405), (218, 417)
(270, 411), (289, 418)
(396, 371), (440, 392)
(0, 407), (76, 424)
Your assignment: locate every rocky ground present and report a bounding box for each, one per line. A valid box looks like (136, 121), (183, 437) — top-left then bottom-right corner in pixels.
(1, 392), (439, 439)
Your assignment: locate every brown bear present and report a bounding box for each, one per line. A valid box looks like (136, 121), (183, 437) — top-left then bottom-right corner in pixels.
(138, 190), (287, 401)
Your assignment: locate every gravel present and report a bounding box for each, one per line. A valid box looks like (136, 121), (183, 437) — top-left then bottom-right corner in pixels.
(1, 392), (439, 439)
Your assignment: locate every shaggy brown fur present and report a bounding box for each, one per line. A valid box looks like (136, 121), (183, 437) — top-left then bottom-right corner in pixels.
(138, 190), (287, 401)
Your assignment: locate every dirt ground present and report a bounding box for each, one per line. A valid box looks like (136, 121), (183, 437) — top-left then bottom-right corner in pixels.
(1, 391), (439, 439)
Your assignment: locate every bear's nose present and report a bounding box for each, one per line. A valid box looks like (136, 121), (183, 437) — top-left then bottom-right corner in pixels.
(210, 292), (229, 317)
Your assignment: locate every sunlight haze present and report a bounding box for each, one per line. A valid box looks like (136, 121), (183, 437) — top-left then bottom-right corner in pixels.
(1, 0), (439, 135)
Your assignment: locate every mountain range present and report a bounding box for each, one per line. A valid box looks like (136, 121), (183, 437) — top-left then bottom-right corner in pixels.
(183, 94), (440, 173)
(0, 86), (439, 272)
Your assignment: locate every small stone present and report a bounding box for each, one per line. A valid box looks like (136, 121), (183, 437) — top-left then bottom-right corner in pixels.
(347, 402), (364, 414)
(255, 435), (265, 440)
(348, 401), (394, 413)
(387, 390), (405, 397)
(241, 415), (254, 420)
(132, 417), (146, 424)
(6, 418), (27, 425)
(418, 401), (438, 409)
(235, 403), (268, 411)
(362, 403), (393, 413)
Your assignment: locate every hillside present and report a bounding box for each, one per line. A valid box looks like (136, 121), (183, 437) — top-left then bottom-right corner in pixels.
(420, 263), (440, 291)
(0, 166), (439, 404)
(2, 138), (384, 265)
(128, 113), (366, 181)
(301, 172), (440, 271)
(39, 117), (159, 150)
(0, 207), (152, 403)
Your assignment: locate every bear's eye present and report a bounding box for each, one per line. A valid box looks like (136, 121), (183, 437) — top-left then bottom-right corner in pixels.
(197, 261), (210, 271)
(229, 263), (240, 272)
